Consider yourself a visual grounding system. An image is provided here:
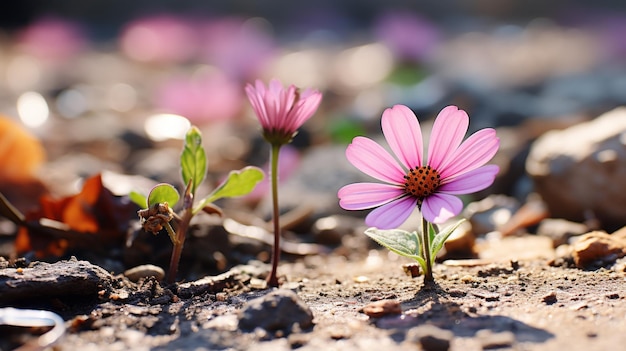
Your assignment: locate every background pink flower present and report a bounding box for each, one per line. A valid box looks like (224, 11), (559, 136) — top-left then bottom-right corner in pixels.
(245, 79), (322, 144)
(154, 70), (243, 124)
(17, 16), (87, 63)
(338, 105), (500, 228)
(119, 15), (198, 64)
(199, 17), (277, 79)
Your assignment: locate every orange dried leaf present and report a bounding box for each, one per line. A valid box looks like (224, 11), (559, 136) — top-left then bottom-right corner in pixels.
(14, 173), (135, 258)
(0, 116), (46, 182)
(62, 175), (102, 233)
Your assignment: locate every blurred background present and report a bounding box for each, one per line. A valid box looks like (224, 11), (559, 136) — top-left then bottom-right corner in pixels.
(1, 0), (626, 272)
(1, 0), (624, 164)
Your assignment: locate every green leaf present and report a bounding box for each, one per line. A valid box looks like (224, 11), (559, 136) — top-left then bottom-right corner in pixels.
(181, 126), (207, 196)
(364, 227), (422, 259)
(365, 227), (428, 273)
(195, 166), (264, 213)
(428, 222), (437, 247)
(429, 219), (466, 264)
(128, 190), (147, 208)
(147, 183), (180, 207)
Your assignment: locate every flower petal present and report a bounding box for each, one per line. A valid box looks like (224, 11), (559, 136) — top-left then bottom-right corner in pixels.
(285, 90), (322, 133)
(365, 196), (418, 229)
(246, 79), (322, 137)
(382, 105), (423, 169)
(421, 193), (463, 224)
(245, 83), (270, 128)
(346, 136), (406, 184)
(338, 182), (405, 210)
(273, 84), (296, 130)
(439, 128), (500, 179)
(427, 106), (468, 170)
(439, 165), (499, 194)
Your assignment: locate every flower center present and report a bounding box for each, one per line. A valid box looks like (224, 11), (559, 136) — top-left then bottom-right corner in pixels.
(403, 165), (441, 205)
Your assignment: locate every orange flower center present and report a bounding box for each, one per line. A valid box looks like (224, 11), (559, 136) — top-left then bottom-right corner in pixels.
(403, 165), (441, 205)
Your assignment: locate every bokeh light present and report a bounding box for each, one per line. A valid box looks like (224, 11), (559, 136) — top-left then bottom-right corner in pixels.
(17, 91), (49, 128)
(144, 113), (191, 141)
(56, 88), (88, 119)
(106, 83), (138, 113)
(334, 43), (394, 91)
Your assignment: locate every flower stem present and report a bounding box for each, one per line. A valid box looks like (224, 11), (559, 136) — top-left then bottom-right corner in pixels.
(166, 208), (191, 284)
(421, 216), (434, 282)
(267, 144), (282, 287)
(166, 180), (194, 285)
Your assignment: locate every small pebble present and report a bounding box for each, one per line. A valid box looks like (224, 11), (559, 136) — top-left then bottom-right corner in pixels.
(402, 263), (420, 277)
(461, 275), (477, 283)
(123, 264), (165, 282)
(216, 292), (228, 302)
(248, 278), (267, 290)
(542, 291), (558, 305)
(353, 275), (369, 283)
(605, 293), (620, 300)
(361, 300), (402, 318)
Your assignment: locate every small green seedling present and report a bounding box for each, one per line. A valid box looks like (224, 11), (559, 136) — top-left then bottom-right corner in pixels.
(364, 219), (465, 279)
(131, 126), (264, 283)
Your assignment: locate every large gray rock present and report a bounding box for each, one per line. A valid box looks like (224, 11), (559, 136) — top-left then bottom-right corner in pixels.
(526, 107), (626, 230)
(0, 258), (113, 303)
(238, 289), (314, 334)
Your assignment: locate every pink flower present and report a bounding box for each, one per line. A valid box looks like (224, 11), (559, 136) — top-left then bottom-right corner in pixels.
(17, 17), (87, 62)
(199, 17), (277, 79)
(338, 105), (500, 228)
(245, 79), (322, 145)
(119, 15), (198, 64)
(155, 70), (243, 124)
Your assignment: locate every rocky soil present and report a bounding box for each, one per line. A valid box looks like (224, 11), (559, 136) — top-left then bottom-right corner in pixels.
(1, 232), (625, 351)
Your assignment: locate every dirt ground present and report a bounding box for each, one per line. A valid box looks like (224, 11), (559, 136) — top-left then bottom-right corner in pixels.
(2, 233), (625, 351)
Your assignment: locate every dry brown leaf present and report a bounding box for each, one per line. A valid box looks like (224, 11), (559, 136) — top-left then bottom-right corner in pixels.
(14, 174), (135, 258)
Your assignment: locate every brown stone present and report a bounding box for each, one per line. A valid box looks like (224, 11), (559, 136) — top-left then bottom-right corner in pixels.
(526, 107), (626, 230)
(362, 300), (402, 318)
(572, 231), (626, 268)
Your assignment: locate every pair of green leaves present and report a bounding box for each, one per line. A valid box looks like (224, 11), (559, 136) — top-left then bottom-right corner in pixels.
(364, 219), (465, 275)
(130, 126), (264, 214)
